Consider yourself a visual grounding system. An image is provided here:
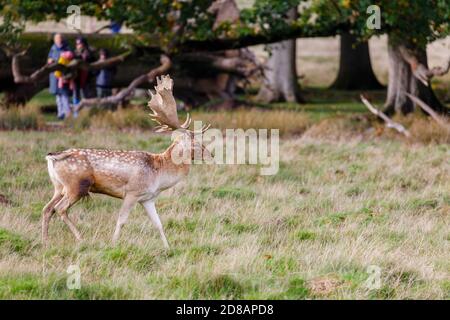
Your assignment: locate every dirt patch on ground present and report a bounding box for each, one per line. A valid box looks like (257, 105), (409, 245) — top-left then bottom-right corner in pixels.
(308, 276), (343, 296)
(0, 194), (12, 205)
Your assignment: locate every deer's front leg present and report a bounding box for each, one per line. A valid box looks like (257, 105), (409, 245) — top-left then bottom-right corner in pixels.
(112, 195), (138, 244)
(142, 201), (169, 249)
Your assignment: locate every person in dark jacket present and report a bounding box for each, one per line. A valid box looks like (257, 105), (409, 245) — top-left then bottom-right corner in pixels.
(47, 33), (72, 119)
(96, 49), (117, 110)
(73, 36), (95, 107)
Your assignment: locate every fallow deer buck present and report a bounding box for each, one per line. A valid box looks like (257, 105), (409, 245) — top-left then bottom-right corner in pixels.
(42, 75), (210, 248)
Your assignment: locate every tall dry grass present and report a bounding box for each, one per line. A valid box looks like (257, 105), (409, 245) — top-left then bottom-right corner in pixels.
(192, 108), (312, 136)
(0, 105), (45, 130)
(64, 106), (312, 136)
(303, 113), (450, 144)
(70, 107), (155, 131)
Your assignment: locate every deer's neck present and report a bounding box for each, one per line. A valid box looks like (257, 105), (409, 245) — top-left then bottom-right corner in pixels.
(153, 140), (190, 189)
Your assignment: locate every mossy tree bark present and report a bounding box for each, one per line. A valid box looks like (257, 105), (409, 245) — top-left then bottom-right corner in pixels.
(384, 37), (448, 115)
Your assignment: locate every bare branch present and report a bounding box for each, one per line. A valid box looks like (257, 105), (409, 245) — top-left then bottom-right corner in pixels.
(76, 50), (131, 71)
(360, 94), (411, 137)
(76, 54), (171, 110)
(406, 93), (450, 131)
(11, 54), (52, 84)
(399, 46), (450, 86)
(92, 24), (113, 34)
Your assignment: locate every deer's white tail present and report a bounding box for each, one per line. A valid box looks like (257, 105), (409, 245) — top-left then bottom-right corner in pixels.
(46, 153), (65, 185)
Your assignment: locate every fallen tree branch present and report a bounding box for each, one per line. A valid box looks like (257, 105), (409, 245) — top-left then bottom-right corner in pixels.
(11, 49), (54, 84)
(406, 93), (450, 130)
(360, 94), (411, 137)
(76, 54), (171, 110)
(11, 49), (131, 84)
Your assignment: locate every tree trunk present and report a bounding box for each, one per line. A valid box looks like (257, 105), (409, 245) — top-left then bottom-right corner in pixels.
(331, 32), (382, 90)
(384, 38), (447, 115)
(4, 82), (47, 105)
(257, 8), (303, 103)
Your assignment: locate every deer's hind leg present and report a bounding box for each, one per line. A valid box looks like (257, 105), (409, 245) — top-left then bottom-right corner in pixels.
(42, 183), (64, 245)
(53, 178), (93, 242)
(54, 192), (83, 241)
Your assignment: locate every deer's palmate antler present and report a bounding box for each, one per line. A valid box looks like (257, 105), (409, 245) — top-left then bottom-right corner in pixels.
(148, 75), (209, 133)
(42, 75), (210, 248)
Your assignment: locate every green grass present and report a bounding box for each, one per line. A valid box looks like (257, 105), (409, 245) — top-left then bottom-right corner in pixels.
(0, 228), (33, 255)
(0, 127), (448, 299)
(0, 274), (132, 299)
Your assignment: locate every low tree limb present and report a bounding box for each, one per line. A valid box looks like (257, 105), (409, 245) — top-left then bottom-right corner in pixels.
(360, 94), (411, 137)
(79, 50), (131, 71)
(11, 49), (54, 84)
(92, 24), (113, 34)
(181, 49), (260, 77)
(11, 49), (132, 84)
(75, 54), (171, 110)
(406, 93), (450, 130)
(177, 22), (348, 53)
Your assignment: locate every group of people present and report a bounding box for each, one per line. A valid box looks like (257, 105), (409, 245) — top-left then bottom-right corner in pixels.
(48, 33), (116, 119)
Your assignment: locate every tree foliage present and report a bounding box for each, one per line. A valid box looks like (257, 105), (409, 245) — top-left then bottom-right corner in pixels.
(0, 0), (339, 51)
(304, 0), (450, 48)
(1, 0), (448, 51)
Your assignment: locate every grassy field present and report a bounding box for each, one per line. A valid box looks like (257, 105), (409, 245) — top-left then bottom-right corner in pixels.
(0, 107), (449, 299)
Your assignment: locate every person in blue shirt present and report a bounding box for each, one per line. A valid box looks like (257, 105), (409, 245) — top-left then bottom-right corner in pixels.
(96, 49), (117, 110)
(47, 33), (72, 119)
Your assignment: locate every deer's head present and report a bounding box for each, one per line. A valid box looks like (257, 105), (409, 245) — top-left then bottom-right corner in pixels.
(148, 75), (211, 162)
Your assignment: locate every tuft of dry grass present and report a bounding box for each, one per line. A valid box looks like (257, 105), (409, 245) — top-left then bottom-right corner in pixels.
(303, 116), (371, 141)
(192, 108), (312, 136)
(70, 107), (156, 131)
(398, 115), (450, 144)
(303, 113), (450, 144)
(0, 105), (45, 131)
